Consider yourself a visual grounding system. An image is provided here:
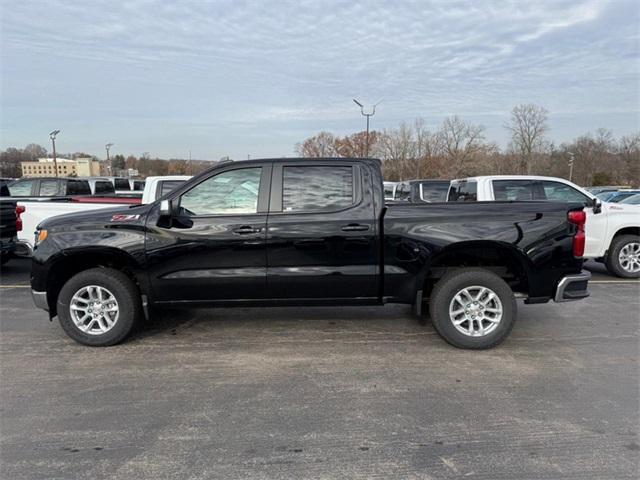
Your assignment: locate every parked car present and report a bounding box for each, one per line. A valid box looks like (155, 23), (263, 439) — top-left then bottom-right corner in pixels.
(602, 190), (640, 203)
(620, 194), (640, 205)
(140, 175), (191, 204)
(7, 177), (91, 197)
(6, 175), (188, 254)
(31, 158), (590, 349)
(0, 199), (26, 264)
(447, 175), (640, 278)
(391, 179), (450, 203)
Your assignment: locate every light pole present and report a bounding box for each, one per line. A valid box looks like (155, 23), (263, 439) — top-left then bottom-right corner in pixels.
(49, 130), (60, 177)
(567, 152), (575, 182)
(105, 143), (114, 163)
(353, 98), (381, 157)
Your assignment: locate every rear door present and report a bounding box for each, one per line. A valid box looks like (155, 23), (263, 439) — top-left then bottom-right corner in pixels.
(266, 161), (378, 299)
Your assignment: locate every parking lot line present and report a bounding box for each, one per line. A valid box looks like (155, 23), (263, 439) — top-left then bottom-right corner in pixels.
(0, 285), (30, 288)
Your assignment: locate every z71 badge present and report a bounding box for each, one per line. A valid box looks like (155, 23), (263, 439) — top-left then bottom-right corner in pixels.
(110, 214), (140, 222)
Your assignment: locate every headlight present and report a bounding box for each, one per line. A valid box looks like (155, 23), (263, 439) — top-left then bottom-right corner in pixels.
(34, 229), (48, 248)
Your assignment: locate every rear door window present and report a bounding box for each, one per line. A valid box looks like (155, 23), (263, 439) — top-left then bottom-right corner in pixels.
(115, 178), (130, 190)
(394, 183), (410, 201)
(282, 165), (354, 212)
(95, 181), (115, 194)
(39, 179), (60, 196)
(492, 180), (539, 201)
(448, 181), (477, 202)
(420, 182), (449, 202)
(159, 180), (187, 199)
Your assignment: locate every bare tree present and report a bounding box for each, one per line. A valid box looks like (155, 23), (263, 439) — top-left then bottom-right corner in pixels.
(295, 131), (337, 157)
(506, 104), (549, 174)
(438, 116), (486, 176)
(619, 132), (640, 186)
(377, 122), (416, 181)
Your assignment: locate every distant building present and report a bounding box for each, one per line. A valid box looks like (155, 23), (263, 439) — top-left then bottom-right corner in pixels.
(21, 157), (100, 178)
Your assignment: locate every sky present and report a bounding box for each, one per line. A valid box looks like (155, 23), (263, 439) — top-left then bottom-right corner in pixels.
(1, 0), (638, 160)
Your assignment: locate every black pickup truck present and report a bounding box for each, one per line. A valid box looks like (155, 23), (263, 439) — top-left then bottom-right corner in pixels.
(31, 158), (590, 349)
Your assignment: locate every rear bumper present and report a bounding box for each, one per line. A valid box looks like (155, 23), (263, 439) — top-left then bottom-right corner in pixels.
(14, 240), (33, 257)
(554, 270), (591, 303)
(32, 290), (49, 311)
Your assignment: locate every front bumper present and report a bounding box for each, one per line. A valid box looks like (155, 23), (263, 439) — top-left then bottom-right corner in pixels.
(554, 270), (591, 302)
(31, 290), (49, 311)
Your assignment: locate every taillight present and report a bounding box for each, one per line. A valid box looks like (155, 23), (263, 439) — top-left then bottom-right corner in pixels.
(15, 205), (25, 232)
(568, 210), (586, 257)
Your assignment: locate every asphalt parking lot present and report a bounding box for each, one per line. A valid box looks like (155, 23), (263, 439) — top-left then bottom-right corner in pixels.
(1, 258), (638, 480)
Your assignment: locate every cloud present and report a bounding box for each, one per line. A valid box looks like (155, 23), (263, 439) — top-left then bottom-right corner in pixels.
(0, 0), (637, 158)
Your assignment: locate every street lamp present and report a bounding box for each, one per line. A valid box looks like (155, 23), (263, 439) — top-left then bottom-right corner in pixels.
(353, 98), (381, 157)
(49, 130), (60, 178)
(567, 151), (575, 182)
(105, 143), (114, 163)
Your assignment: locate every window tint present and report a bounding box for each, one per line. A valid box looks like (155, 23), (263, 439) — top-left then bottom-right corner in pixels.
(493, 180), (538, 201)
(39, 180), (59, 196)
(540, 181), (589, 203)
(95, 181), (115, 194)
(448, 181), (477, 202)
(114, 178), (130, 190)
(181, 168), (261, 215)
(159, 180), (186, 199)
(282, 166), (353, 212)
(8, 180), (33, 196)
(420, 182), (449, 202)
(133, 180), (145, 191)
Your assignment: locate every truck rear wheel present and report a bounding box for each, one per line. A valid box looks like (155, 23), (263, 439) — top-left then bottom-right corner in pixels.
(605, 235), (640, 278)
(429, 268), (517, 349)
(57, 268), (142, 346)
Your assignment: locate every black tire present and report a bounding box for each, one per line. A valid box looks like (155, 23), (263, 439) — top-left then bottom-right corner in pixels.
(0, 254), (10, 266)
(57, 268), (142, 346)
(429, 268), (517, 349)
(605, 235), (640, 278)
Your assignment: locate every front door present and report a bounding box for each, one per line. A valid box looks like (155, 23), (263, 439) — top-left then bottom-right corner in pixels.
(145, 165), (271, 303)
(266, 162), (378, 299)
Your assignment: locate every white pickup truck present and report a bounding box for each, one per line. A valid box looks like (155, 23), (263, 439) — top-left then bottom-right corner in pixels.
(447, 175), (640, 278)
(6, 175), (191, 256)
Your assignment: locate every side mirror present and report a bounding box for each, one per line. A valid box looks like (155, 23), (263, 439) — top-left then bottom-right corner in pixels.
(592, 198), (602, 214)
(160, 199), (172, 216)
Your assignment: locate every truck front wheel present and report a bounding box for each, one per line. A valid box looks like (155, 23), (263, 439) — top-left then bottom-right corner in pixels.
(57, 268), (142, 346)
(429, 269), (517, 349)
(605, 235), (640, 278)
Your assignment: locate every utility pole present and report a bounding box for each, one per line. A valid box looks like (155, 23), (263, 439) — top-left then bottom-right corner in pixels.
(353, 99), (381, 157)
(49, 130), (60, 177)
(105, 143), (114, 163)
(568, 152), (575, 182)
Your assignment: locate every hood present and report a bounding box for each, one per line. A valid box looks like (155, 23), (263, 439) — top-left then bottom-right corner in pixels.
(38, 203), (153, 230)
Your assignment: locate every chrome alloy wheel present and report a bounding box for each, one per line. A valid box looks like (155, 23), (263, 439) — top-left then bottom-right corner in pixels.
(449, 286), (503, 337)
(618, 242), (640, 274)
(69, 285), (119, 335)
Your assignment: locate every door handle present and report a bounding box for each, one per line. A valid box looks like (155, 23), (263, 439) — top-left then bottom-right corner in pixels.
(341, 224), (370, 232)
(233, 225), (261, 235)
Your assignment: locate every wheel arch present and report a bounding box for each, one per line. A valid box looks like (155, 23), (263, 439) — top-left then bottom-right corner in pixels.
(416, 240), (533, 305)
(43, 247), (145, 316)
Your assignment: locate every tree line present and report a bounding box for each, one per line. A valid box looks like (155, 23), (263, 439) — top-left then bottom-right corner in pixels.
(296, 104), (640, 187)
